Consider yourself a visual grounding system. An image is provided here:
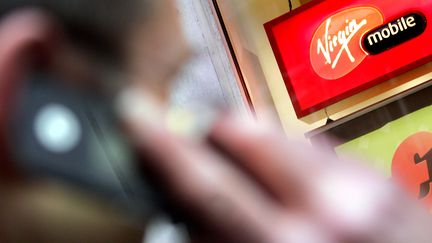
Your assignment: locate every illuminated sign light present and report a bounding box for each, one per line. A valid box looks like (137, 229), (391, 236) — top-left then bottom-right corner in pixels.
(265, 0), (432, 118)
(364, 13), (427, 55)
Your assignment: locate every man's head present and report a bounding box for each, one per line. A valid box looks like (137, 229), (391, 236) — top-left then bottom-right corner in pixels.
(0, 0), (191, 242)
(0, 0), (190, 99)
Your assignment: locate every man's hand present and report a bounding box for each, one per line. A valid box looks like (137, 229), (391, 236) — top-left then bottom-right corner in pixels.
(123, 104), (432, 243)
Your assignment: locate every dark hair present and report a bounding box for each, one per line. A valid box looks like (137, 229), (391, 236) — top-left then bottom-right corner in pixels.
(0, 0), (151, 62)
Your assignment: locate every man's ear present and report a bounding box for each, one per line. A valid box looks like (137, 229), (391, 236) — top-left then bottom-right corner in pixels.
(0, 8), (60, 179)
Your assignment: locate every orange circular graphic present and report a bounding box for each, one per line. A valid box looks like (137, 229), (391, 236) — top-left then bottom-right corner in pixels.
(310, 7), (384, 80)
(392, 132), (432, 208)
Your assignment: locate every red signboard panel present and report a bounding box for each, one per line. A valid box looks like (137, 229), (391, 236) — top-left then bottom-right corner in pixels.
(265, 0), (432, 118)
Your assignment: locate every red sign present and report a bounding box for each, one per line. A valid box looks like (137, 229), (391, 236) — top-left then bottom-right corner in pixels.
(265, 0), (432, 118)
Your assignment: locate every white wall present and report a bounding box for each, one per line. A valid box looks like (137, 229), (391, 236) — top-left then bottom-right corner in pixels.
(170, 0), (249, 116)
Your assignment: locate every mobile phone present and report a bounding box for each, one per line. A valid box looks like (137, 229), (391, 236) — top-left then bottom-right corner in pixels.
(8, 74), (159, 220)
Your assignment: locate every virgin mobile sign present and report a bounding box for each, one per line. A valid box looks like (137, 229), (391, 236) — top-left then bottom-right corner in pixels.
(265, 0), (431, 118)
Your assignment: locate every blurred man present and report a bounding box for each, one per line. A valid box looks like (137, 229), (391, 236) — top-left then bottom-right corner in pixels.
(0, 1), (432, 243)
(0, 0), (189, 242)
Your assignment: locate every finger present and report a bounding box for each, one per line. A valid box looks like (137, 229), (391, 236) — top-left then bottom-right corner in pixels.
(117, 90), (281, 243)
(208, 115), (338, 205)
(309, 171), (432, 243)
(130, 125), (277, 243)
